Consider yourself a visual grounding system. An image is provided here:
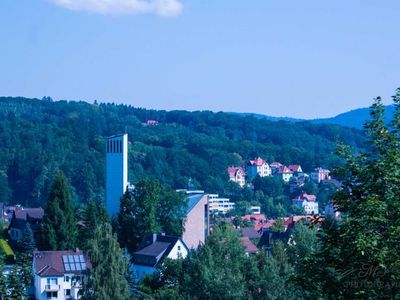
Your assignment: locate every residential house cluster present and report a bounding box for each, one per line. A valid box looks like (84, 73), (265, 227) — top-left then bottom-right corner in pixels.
(227, 157), (331, 187)
(132, 190), (210, 280)
(292, 193), (319, 215)
(235, 214), (324, 256)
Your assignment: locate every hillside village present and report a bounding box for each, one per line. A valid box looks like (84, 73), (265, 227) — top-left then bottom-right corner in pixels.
(0, 94), (397, 299)
(0, 134), (343, 299)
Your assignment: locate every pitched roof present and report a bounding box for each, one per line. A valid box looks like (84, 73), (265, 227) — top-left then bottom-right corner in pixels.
(133, 233), (187, 267)
(240, 237), (258, 254)
(33, 250), (91, 277)
(277, 166), (293, 174)
(227, 166), (245, 177)
(186, 194), (207, 213)
(249, 157), (267, 166)
(240, 227), (262, 239)
(14, 208), (44, 220)
(293, 193), (317, 202)
(270, 162), (283, 168)
(10, 207), (44, 231)
(288, 165), (302, 172)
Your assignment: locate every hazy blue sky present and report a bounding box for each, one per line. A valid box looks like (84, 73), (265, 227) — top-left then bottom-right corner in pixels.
(1, 0), (399, 118)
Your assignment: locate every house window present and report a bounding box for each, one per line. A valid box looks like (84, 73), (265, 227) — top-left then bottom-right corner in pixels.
(64, 276), (70, 282)
(65, 289), (71, 296)
(177, 245), (181, 251)
(46, 292), (57, 299)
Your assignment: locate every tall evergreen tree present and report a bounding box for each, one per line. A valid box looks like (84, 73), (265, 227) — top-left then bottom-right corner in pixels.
(83, 223), (130, 300)
(21, 223), (36, 252)
(78, 199), (109, 250)
(41, 171), (77, 250)
(302, 91), (400, 299)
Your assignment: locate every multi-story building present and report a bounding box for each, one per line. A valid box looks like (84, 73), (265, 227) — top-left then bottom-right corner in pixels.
(208, 194), (235, 214)
(182, 193), (210, 249)
(33, 250), (91, 300)
(105, 134), (128, 216)
(310, 167), (331, 183)
(247, 157), (272, 178)
(292, 193), (319, 215)
(227, 166), (246, 187)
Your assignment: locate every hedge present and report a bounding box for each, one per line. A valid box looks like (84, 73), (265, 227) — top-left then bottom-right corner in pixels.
(0, 239), (15, 262)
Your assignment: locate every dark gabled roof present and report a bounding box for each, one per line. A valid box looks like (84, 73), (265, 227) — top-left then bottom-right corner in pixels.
(9, 208), (44, 231)
(33, 250), (91, 277)
(133, 233), (188, 267)
(14, 208), (44, 220)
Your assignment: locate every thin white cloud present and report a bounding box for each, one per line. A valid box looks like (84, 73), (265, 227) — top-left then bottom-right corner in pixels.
(51, 0), (183, 17)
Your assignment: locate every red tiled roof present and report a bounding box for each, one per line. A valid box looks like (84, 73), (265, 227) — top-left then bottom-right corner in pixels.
(227, 166), (245, 176)
(241, 214), (267, 223)
(249, 157), (267, 166)
(277, 166), (292, 174)
(33, 250), (91, 277)
(288, 165), (301, 172)
(295, 193), (317, 201)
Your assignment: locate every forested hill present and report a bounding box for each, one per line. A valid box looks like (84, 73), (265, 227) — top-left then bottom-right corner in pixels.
(0, 97), (365, 207)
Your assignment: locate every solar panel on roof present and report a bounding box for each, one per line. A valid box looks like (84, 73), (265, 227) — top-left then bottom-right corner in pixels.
(81, 263), (86, 270)
(75, 263), (82, 271)
(70, 263), (76, 271)
(65, 264), (71, 271)
(68, 255), (74, 263)
(79, 255), (85, 263)
(73, 255), (79, 263)
(62, 255), (68, 263)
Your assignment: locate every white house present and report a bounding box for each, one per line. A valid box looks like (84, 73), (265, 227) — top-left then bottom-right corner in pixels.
(227, 166), (246, 187)
(292, 193), (319, 215)
(208, 194), (235, 214)
(132, 233), (189, 281)
(33, 250), (91, 300)
(276, 166), (293, 183)
(247, 157), (272, 178)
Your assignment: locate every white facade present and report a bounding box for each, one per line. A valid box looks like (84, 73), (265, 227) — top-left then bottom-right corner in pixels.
(277, 171), (293, 183)
(106, 134), (128, 216)
(250, 206), (261, 214)
(300, 200), (319, 215)
(248, 164), (271, 178)
(34, 274), (83, 300)
(208, 194), (235, 214)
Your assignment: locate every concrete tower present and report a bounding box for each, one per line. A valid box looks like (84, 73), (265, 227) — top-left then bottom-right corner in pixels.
(105, 134), (128, 216)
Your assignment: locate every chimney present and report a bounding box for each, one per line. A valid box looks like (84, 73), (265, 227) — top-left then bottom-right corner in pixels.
(152, 233), (157, 243)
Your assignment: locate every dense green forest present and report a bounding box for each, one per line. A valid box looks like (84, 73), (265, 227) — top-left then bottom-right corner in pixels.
(0, 96), (365, 207)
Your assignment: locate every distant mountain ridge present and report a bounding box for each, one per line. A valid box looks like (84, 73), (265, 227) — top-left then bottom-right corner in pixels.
(232, 105), (394, 129)
(310, 105), (395, 129)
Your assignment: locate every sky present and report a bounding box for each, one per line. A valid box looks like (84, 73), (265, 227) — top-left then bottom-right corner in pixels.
(0, 0), (399, 119)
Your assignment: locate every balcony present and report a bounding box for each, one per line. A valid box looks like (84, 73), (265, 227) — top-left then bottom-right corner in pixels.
(45, 284), (60, 291)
